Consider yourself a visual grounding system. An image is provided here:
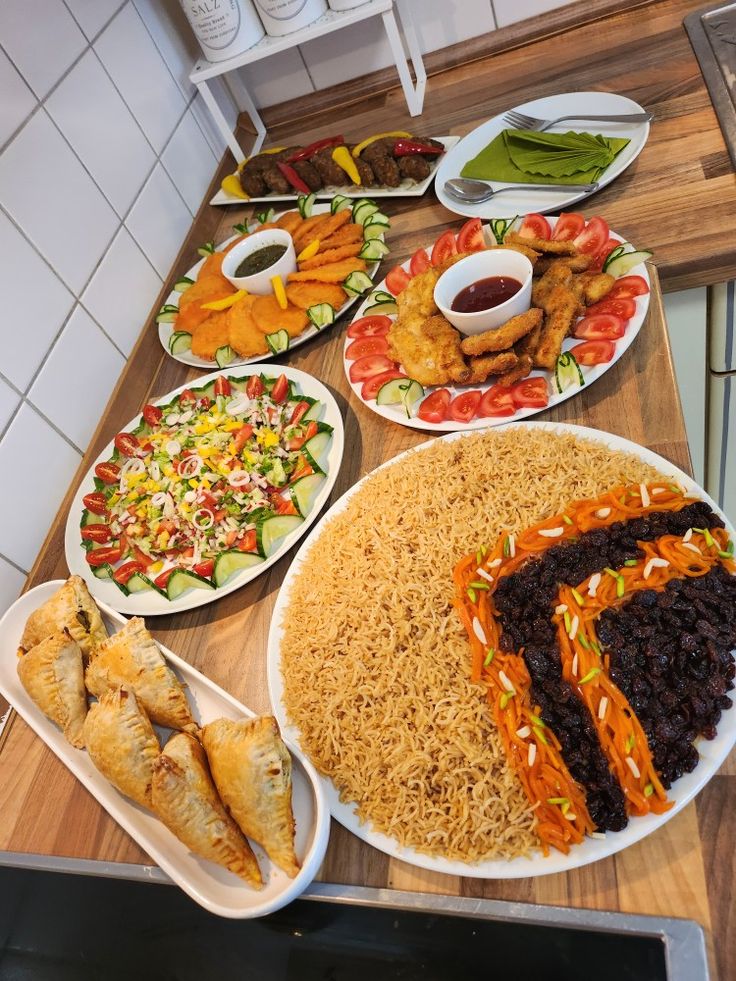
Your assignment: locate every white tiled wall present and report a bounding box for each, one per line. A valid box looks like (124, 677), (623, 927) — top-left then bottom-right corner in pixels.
(0, 0), (224, 614)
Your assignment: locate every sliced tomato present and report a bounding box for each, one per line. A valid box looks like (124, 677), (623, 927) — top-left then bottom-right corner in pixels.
(154, 567), (177, 588)
(270, 374), (289, 403)
(231, 424), (254, 454)
(94, 461), (121, 485)
(607, 275), (650, 298)
(288, 401), (310, 426)
(417, 388), (451, 423)
(83, 492), (108, 515)
(272, 494), (299, 516)
(214, 376), (231, 397)
(585, 296), (636, 320)
(448, 390), (482, 423)
(287, 420), (318, 451)
(81, 524), (113, 544)
(86, 544), (123, 568)
(345, 335), (389, 361)
(346, 314), (391, 339)
(194, 559), (214, 578)
(349, 354), (397, 383)
(142, 403), (162, 427)
(385, 265), (412, 295)
(518, 213), (551, 240)
(360, 369), (407, 401)
(237, 529), (258, 553)
(551, 213), (585, 242)
(573, 216), (610, 255)
(431, 230), (458, 266)
(569, 339), (616, 366)
(456, 217), (485, 252)
(179, 388), (197, 406)
(510, 376), (549, 408)
(409, 248), (431, 276)
(595, 236), (624, 263)
(113, 561), (145, 585)
(246, 375), (265, 398)
(574, 313), (626, 341)
(114, 432), (139, 458)
(477, 384), (516, 417)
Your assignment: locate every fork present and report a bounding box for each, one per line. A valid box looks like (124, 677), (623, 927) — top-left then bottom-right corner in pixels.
(502, 109), (653, 132)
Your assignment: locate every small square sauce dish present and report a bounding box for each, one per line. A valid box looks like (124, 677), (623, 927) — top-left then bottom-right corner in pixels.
(434, 249), (533, 336)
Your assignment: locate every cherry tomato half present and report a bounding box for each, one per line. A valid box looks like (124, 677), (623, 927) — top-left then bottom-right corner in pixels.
(114, 432), (140, 458)
(142, 403), (162, 426)
(360, 369), (407, 402)
(237, 529), (258, 553)
(551, 213), (585, 242)
(214, 376), (231, 397)
(477, 384), (516, 417)
(246, 375), (265, 398)
(113, 561), (145, 585)
(607, 275), (650, 299)
(585, 297), (636, 320)
(518, 213), (551, 240)
(448, 390), (482, 423)
(81, 524), (113, 544)
(409, 248), (431, 277)
(154, 567), (177, 588)
(94, 461), (121, 485)
(83, 492), (108, 515)
(574, 313), (626, 341)
(231, 424), (254, 454)
(289, 401), (310, 426)
(270, 374), (289, 403)
(179, 388), (197, 406)
(346, 314), (391, 339)
(456, 217), (485, 252)
(573, 216), (610, 256)
(194, 559), (215, 578)
(569, 339), (616, 366)
(349, 354), (397, 383)
(345, 336), (389, 361)
(86, 544), (123, 567)
(431, 230), (458, 267)
(385, 265), (411, 295)
(417, 388), (451, 423)
(510, 376), (549, 408)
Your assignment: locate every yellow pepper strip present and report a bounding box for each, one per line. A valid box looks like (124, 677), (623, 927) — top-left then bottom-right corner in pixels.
(202, 289), (247, 311)
(221, 174), (249, 199)
(271, 275), (288, 310)
(297, 238), (320, 262)
(236, 146), (286, 173)
(351, 131), (411, 157)
(332, 146), (362, 185)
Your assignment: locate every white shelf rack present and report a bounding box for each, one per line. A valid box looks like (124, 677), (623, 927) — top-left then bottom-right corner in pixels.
(189, 0), (426, 162)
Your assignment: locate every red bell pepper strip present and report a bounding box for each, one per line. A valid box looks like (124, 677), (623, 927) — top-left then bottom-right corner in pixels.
(276, 160), (311, 194)
(392, 139), (444, 157)
(287, 135), (344, 163)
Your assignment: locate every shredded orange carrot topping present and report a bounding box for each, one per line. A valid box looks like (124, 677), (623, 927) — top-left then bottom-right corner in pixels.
(453, 481), (735, 853)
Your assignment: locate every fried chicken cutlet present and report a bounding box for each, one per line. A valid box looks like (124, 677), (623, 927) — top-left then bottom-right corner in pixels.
(388, 313), (470, 386)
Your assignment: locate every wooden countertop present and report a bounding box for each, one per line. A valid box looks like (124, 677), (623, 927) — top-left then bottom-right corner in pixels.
(1, 1), (734, 978)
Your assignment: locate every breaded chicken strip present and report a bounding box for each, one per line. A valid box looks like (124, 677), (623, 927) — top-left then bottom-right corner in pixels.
(571, 271), (616, 305)
(496, 353), (534, 387)
(460, 308), (543, 356)
(535, 254), (593, 274)
(505, 232), (577, 255)
(535, 285), (578, 370)
(466, 350), (518, 383)
(532, 262), (573, 308)
(388, 314), (470, 386)
(490, 243), (541, 266)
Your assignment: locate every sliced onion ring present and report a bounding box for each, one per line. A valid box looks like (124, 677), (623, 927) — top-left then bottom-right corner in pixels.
(178, 454), (202, 478)
(193, 507), (214, 529)
(228, 469), (251, 488)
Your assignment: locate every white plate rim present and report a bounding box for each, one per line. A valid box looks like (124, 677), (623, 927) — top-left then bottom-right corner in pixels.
(157, 201), (384, 371)
(434, 93), (650, 219)
(209, 136), (460, 206)
(0, 580), (331, 917)
(64, 364), (344, 616)
(344, 215), (649, 432)
(266, 421), (736, 879)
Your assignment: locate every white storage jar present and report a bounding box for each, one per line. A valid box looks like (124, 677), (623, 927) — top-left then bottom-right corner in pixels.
(179, 0), (265, 63)
(254, 0), (328, 36)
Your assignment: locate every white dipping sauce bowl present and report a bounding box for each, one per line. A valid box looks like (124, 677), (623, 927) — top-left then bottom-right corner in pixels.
(434, 249), (533, 336)
(221, 228), (296, 294)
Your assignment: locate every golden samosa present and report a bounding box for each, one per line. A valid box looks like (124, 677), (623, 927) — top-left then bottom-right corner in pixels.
(17, 629), (87, 748)
(19, 576), (108, 658)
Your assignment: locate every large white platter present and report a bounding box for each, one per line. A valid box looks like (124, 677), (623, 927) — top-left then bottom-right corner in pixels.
(344, 215), (648, 431)
(267, 421), (736, 879)
(65, 364), (344, 616)
(0, 581), (331, 917)
(435, 93), (650, 219)
(158, 203), (385, 371)
(209, 137), (460, 206)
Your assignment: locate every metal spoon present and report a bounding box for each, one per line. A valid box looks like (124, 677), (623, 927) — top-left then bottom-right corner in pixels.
(444, 177), (599, 204)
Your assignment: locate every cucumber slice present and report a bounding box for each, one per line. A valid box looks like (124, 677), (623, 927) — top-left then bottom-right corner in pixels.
(215, 345), (234, 368)
(156, 303), (179, 324)
(307, 303), (335, 329)
(255, 207), (276, 225)
(168, 331), (191, 355)
(174, 276), (194, 292)
(80, 509), (99, 528)
(330, 194), (352, 214)
(600, 244), (627, 269)
(232, 221), (251, 235)
(367, 211), (389, 227)
(257, 514), (303, 557)
(353, 201), (380, 226)
(166, 568), (215, 601)
(92, 563), (113, 580)
(343, 271), (373, 295)
(376, 377), (424, 417)
(291, 473), (326, 517)
(197, 241), (215, 257)
(213, 549), (264, 587)
(125, 572), (154, 594)
(359, 239), (390, 261)
(266, 329), (290, 354)
(302, 400), (322, 422)
(555, 352), (584, 393)
(489, 216), (518, 245)
(303, 429), (332, 471)
(298, 192), (316, 218)
(364, 300), (398, 316)
(363, 222), (386, 242)
(370, 289), (395, 304)
(604, 248), (652, 277)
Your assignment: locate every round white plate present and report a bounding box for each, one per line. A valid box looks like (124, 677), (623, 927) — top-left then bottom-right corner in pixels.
(0, 581), (331, 918)
(158, 203), (385, 371)
(435, 92), (650, 219)
(344, 215), (649, 431)
(267, 422), (736, 879)
(65, 364), (344, 616)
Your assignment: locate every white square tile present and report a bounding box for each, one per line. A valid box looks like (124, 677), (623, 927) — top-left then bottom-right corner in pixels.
(0, 377), (21, 434)
(238, 48), (313, 110)
(28, 305), (125, 451)
(95, 4), (187, 153)
(64, 0), (125, 40)
(0, 557), (26, 614)
(409, 0), (496, 52)
(493, 0), (573, 28)
(0, 49), (36, 149)
(132, 0), (199, 99)
(0, 403), (81, 569)
(0, 210), (74, 391)
(0, 0), (86, 99)
(125, 164), (192, 277)
(299, 18), (393, 90)
(82, 227), (161, 355)
(161, 108), (217, 215)
(46, 50), (155, 217)
(0, 110), (118, 295)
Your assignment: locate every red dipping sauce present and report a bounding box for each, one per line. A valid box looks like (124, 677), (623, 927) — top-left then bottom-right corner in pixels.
(451, 275), (522, 313)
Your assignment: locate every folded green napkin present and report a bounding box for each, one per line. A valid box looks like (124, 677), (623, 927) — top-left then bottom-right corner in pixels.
(460, 129), (630, 184)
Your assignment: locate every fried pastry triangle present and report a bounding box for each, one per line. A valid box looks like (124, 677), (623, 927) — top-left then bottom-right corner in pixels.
(85, 618), (197, 733)
(20, 576), (108, 658)
(152, 732), (263, 889)
(17, 629), (87, 748)
(202, 717), (300, 878)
